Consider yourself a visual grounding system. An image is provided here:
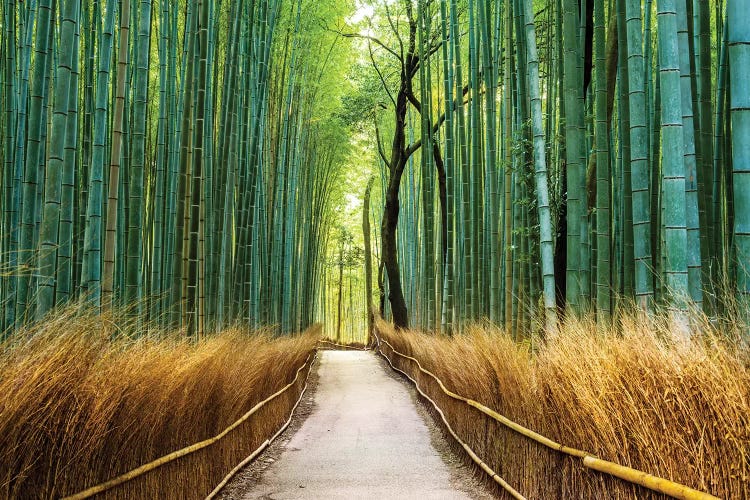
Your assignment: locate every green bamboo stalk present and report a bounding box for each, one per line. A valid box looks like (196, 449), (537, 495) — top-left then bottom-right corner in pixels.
(696, 0), (715, 308)
(102, 0), (133, 308)
(467, 0), (482, 321)
(595, 0), (611, 318)
(728, 0), (750, 336)
(625, 0), (654, 310)
(562, 0), (586, 311)
(125, 0), (152, 313)
(617, 0), (634, 300)
(149, 0), (170, 320)
(417, 0), (435, 329)
(56, 13), (81, 305)
(37, 0), (81, 319)
(522, 0), (557, 333)
(676, 0), (703, 308)
(503, 0), (514, 331)
(16, 0), (53, 322)
(2, 0), (19, 332)
(713, 20), (728, 289)
(478, 0), (499, 324)
(656, 0), (690, 324)
(439, 0), (455, 333)
(82, 2), (115, 307)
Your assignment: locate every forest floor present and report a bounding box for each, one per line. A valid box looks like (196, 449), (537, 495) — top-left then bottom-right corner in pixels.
(218, 350), (496, 499)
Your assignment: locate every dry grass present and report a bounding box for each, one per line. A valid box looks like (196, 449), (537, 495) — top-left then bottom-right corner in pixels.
(376, 312), (750, 499)
(0, 308), (319, 499)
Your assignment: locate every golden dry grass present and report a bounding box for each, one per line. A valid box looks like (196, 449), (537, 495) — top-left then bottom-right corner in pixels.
(0, 309), (319, 499)
(375, 312), (750, 499)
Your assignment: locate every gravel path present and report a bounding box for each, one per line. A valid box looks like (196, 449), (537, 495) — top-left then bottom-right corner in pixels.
(218, 350), (496, 499)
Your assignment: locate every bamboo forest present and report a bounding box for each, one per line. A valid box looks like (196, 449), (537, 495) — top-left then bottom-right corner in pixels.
(0, 0), (747, 498)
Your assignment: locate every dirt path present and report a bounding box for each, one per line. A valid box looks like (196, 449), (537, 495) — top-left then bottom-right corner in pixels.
(219, 350), (496, 499)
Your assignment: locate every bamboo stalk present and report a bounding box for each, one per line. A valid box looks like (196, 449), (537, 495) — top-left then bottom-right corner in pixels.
(582, 456), (717, 500)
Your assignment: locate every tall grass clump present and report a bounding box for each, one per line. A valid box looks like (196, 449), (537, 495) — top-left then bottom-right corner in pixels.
(0, 308), (319, 499)
(375, 310), (749, 499)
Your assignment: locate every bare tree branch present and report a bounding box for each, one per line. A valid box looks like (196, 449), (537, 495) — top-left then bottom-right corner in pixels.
(403, 82), (472, 158)
(332, 28), (403, 62)
(368, 41), (396, 107)
(374, 117), (391, 168)
(384, 2), (405, 65)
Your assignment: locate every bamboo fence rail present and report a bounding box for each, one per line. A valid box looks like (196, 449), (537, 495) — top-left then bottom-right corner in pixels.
(63, 351), (318, 500)
(205, 364), (314, 500)
(317, 340), (370, 350)
(377, 333), (527, 499)
(372, 325), (719, 500)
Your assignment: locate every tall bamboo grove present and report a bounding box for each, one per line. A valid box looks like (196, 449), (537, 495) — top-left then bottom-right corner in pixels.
(357, 0), (748, 339)
(0, 0), (353, 335)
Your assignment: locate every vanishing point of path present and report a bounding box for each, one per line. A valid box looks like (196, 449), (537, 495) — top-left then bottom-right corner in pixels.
(220, 350), (496, 499)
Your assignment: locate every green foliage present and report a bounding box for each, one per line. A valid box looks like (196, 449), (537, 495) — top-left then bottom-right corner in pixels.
(344, 0), (747, 338)
(0, 0), (358, 336)
(0, 0), (747, 339)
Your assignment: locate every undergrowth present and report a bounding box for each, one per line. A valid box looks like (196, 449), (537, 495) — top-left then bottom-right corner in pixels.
(376, 311), (749, 499)
(0, 308), (319, 499)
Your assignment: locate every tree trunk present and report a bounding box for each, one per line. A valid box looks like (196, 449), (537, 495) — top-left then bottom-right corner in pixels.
(382, 159), (410, 328)
(336, 235), (344, 342)
(363, 178), (375, 343)
(380, 35), (413, 329)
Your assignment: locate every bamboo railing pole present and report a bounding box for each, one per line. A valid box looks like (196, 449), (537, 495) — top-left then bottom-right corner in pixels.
(377, 334), (526, 500)
(372, 323), (719, 500)
(582, 456), (718, 500)
(63, 351), (316, 500)
(206, 353), (317, 499)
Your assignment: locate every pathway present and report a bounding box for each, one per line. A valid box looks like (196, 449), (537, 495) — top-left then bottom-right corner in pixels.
(223, 350), (494, 499)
